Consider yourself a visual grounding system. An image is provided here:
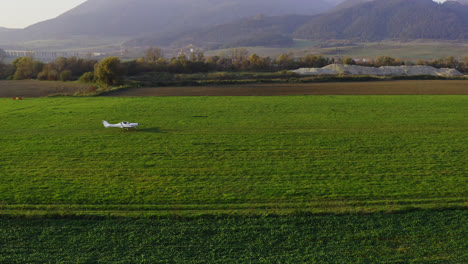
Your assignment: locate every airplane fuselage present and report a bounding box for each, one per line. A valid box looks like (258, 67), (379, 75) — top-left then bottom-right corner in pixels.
(103, 120), (139, 130)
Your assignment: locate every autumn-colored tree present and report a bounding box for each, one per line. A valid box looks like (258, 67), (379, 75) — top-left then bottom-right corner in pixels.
(230, 48), (249, 62)
(374, 56), (403, 67)
(12, 57), (43, 80)
(276, 53), (295, 70)
(94, 57), (124, 87)
(189, 50), (205, 62)
(460, 56), (468, 73)
(300, 54), (329, 68)
(416, 59), (426, 66)
(248, 54), (260, 70)
(342, 57), (356, 65)
(463, 56), (468, 67)
(145, 47), (164, 63)
(248, 54), (271, 71)
(230, 48), (249, 70)
(444, 56), (458, 68)
(55, 57), (68, 73)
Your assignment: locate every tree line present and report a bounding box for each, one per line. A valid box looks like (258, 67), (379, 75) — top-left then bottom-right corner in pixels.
(341, 55), (468, 72)
(0, 47), (467, 87)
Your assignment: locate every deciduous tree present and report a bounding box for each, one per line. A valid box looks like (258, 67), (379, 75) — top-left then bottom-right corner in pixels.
(342, 57), (356, 65)
(94, 57), (124, 87)
(276, 52), (295, 70)
(12, 57), (41, 80)
(145, 47), (164, 63)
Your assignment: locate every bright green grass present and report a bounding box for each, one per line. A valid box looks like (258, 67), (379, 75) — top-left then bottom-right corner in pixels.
(1, 211), (467, 263)
(0, 96), (467, 216)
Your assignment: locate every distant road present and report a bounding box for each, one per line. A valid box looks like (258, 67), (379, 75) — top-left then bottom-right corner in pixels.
(4, 50), (103, 61)
(106, 80), (468, 97)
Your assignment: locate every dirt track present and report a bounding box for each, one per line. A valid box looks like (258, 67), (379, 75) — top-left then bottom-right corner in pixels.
(1, 80), (467, 97)
(0, 80), (91, 97)
(107, 80), (468, 96)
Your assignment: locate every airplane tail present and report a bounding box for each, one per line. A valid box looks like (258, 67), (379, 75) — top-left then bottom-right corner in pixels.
(102, 120), (111, 128)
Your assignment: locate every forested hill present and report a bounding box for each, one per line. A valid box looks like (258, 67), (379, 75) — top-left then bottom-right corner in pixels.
(124, 15), (313, 49)
(294, 0), (468, 41)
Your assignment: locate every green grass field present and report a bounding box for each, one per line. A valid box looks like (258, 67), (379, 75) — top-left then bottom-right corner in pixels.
(1, 95), (467, 262)
(1, 96), (466, 217)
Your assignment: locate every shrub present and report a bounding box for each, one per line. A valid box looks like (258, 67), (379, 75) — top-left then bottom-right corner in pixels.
(78, 72), (94, 83)
(37, 71), (48, 81)
(89, 85), (98, 93)
(47, 70), (58, 81)
(60, 70), (73, 82)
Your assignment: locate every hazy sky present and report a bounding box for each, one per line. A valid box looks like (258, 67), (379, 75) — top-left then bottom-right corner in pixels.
(0, 0), (448, 29)
(0, 0), (87, 28)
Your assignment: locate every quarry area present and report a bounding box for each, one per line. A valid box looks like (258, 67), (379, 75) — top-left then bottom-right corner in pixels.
(292, 64), (464, 77)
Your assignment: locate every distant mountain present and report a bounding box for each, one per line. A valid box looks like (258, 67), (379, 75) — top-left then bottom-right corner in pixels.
(19, 0), (331, 39)
(323, 0), (347, 6)
(0, 27), (18, 33)
(328, 0), (374, 12)
(132, 0), (468, 48)
(2, 0), (467, 53)
(125, 15), (313, 49)
(294, 0), (468, 41)
(453, 0), (468, 4)
(0, 28), (20, 46)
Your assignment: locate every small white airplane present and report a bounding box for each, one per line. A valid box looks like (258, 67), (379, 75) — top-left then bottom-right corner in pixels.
(103, 120), (140, 130)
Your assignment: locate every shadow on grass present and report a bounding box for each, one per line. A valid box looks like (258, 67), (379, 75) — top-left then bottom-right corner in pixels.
(138, 127), (167, 133)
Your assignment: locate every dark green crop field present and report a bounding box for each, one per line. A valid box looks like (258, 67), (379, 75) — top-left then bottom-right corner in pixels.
(0, 96), (467, 216)
(1, 211), (467, 263)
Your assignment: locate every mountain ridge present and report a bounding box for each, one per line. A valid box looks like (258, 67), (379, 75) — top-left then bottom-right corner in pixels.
(1, 0), (467, 52)
(133, 0), (468, 48)
(22, 0), (332, 38)
(294, 0), (468, 41)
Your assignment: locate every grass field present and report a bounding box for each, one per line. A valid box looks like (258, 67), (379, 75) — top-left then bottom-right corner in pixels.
(1, 96), (466, 217)
(1, 95), (467, 262)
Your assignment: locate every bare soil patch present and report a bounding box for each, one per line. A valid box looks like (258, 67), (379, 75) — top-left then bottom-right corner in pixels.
(108, 80), (468, 97)
(0, 80), (91, 97)
(1, 80), (466, 97)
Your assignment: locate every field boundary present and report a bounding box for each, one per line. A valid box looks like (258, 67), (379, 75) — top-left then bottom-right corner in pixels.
(1, 198), (466, 218)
